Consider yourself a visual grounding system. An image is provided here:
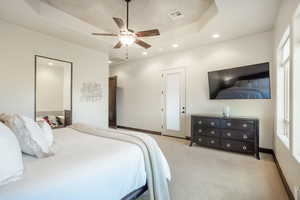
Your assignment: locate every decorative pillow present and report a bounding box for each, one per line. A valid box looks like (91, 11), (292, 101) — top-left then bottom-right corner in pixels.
(42, 116), (51, 126)
(48, 115), (58, 127)
(0, 114), (53, 158)
(0, 122), (24, 186)
(37, 120), (53, 147)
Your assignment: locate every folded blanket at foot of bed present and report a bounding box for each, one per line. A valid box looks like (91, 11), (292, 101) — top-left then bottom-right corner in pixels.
(69, 124), (171, 200)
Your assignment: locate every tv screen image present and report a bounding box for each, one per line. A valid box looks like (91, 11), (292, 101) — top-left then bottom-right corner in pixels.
(208, 62), (271, 100)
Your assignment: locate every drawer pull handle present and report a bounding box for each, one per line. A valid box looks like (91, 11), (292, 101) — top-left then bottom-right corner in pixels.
(198, 121), (202, 125)
(211, 140), (215, 144)
(226, 143), (231, 148)
(243, 124), (248, 128)
(242, 146), (247, 150)
(211, 131), (215, 135)
(210, 122), (215, 126)
(227, 122), (232, 127)
(243, 135), (248, 139)
(198, 129), (202, 133)
(227, 132), (232, 137)
(198, 138), (202, 142)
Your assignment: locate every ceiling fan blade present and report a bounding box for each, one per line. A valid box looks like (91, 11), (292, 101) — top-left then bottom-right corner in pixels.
(113, 41), (123, 49)
(135, 39), (151, 49)
(136, 29), (160, 37)
(113, 17), (125, 30)
(92, 33), (118, 36)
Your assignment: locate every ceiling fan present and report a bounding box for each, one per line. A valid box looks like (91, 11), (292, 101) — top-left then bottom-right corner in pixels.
(92, 0), (160, 49)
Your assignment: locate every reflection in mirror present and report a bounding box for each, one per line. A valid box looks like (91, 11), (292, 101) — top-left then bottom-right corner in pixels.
(35, 56), (72, 129)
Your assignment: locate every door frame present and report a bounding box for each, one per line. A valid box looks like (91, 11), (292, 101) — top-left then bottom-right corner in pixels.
(109, 76), (117, 128)
(161, 67), (187, 138)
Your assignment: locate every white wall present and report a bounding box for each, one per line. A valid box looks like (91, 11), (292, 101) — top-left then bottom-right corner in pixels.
(0, 20), (109, 128)
(36, 64), (64, 112)
(273, 0), (300, 198)
(111, 31), (274, 148)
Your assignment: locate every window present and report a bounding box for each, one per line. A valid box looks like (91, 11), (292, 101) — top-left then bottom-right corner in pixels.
(293, 13), (300, 162)
(277, 29), (291, 147)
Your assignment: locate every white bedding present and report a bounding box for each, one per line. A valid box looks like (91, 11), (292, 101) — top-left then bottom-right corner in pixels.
(0, 128), (147, 200)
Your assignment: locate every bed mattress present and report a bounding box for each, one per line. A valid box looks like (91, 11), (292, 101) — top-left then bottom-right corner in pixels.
(0, 128), (147, 200)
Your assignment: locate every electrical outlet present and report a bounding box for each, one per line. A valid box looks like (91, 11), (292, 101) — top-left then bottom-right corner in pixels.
(295, 186), (300, 200)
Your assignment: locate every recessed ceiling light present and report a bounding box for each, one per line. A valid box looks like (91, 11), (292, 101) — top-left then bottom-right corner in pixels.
(172, 44), (179, 48)
(142, 52), (148, 56)
(212, 34), (220, 38)
(108, 60), (112, 64)
(48, 62), (54, 66)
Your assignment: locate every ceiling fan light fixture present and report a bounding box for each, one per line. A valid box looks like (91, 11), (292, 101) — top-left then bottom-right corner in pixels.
(212, 34), (220, 38)
(119, 33), (136, 45)
(92, 0), (160, 51)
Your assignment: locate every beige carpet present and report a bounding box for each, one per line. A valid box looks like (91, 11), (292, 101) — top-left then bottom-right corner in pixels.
(134, 133), (289, 200)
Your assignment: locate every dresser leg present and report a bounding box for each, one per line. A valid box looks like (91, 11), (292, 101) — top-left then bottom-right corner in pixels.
(256, 152), (260, 160)
(189, 141), (193, 147)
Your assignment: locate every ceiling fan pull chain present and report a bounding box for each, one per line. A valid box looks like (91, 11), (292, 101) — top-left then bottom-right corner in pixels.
(126, 45), (129, 60)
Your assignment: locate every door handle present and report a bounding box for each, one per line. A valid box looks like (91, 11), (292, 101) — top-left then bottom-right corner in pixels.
(181, 111), (185, 114)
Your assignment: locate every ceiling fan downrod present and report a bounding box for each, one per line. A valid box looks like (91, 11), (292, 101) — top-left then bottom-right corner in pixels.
(125, 0), (131, 30)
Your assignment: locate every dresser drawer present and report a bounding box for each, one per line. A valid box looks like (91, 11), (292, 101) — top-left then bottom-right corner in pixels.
(193, 127), (220, 137)
(194, 136), (220, 148)
(222, 119), (255, 131)
(205, 129), (220, 137)
(194, 117), (220, 128)
(194, 135), (208, 146)
(193, 127), (206, 136)
(221, 129), (254, 141)
(206, 137), (220, 148)
(221, 140), (254, 153)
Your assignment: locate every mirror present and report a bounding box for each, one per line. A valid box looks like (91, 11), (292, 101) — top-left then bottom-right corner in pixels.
(35, 55), (72, 129)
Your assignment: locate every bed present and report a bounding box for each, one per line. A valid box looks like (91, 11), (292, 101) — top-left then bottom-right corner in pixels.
(0, 127), (169, 200)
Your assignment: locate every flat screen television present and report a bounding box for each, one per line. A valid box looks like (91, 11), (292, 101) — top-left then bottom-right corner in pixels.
(208, 62), (271, 99)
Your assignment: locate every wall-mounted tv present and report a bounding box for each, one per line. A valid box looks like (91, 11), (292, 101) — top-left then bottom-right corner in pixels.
(208, 62), (271, 99)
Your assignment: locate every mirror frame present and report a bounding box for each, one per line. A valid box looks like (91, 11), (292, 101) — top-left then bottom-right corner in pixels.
(34, 55), (73, 125)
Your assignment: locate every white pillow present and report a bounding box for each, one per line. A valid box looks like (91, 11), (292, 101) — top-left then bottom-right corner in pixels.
(0, 114), (53, 158)
(0, 122), (24, 186)
(37, 120), (53, 147)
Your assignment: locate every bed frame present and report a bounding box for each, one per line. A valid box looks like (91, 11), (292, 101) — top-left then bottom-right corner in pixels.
(121, 185), (148, 200)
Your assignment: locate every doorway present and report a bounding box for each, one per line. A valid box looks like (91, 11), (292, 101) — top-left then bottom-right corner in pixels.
(161, 68), (186, 138)
(109, 76), (117, 128)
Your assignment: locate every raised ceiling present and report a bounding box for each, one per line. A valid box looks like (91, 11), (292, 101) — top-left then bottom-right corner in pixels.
(0, 0), (281, 64)
(43, 0), (214, 33)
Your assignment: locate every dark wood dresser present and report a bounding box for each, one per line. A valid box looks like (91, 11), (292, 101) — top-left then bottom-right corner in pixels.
(190, 115), (260, 159)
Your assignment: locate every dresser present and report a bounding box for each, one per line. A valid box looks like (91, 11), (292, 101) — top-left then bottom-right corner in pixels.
(190, 115), (260, 160)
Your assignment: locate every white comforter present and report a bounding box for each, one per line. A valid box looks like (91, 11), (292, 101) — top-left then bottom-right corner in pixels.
(0, 128), (148, 200)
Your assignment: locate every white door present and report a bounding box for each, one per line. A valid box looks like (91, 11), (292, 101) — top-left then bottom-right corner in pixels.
(162, 68), (186, 138)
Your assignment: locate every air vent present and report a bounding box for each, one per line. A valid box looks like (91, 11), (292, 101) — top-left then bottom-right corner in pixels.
(168, 10), (184, 20)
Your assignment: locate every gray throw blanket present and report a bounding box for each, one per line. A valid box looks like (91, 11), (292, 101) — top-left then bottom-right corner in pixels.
(69, 124), (171, 200)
